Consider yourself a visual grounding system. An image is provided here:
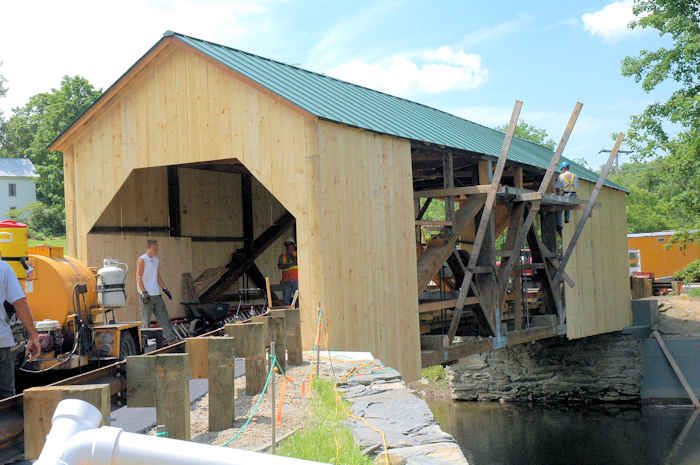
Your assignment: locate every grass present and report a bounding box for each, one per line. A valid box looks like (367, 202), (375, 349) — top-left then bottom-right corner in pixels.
(688, 288), (700, 298)
(275, 378), (372, 465)
(421, 365), (448, 385)
(28, 236), (67, 248)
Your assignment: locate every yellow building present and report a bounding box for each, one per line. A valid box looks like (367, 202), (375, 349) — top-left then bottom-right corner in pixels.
(628, 231), (700, 278)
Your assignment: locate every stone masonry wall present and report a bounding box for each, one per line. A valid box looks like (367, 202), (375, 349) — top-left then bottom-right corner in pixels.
(447, 333), (642, 402)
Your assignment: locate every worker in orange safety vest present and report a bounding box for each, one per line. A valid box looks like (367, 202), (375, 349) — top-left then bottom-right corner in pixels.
(278, 238), (298, 306)
(554, 161), (578, 234)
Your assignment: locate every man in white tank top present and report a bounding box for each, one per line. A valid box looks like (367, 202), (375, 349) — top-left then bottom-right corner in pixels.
(136, 240), (177, 343)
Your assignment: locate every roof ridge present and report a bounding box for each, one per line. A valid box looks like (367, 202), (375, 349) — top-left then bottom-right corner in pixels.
(168, 31), (515, 139)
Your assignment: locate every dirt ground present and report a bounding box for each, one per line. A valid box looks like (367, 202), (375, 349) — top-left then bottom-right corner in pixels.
(654, 294), (700, 336)
(147, 362), (311, 450)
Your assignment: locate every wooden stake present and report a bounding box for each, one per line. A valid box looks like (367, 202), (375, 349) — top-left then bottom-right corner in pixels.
(269, 315), (287, 372)
(270, 340), (277, 454)
(126, 354), (156, 407)
(266, 276), (273, 309)
(272, 309), (303, 365)
(225, 322), (266, 394)
(154, 353), (191, 440)
(207, 337), (236, 431)
(24, 384), (110, 460)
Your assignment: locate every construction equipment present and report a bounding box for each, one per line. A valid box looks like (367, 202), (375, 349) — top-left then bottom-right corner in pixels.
(5, 234), (141, 376)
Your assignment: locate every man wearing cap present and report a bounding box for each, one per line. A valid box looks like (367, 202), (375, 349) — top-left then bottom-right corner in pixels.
(278, 239), (298, 306)
(554, 161), (578, 234)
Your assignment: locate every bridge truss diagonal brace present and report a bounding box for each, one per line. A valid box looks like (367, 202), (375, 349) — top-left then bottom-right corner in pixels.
(446, 99), (523, 344)
(496, 102), (583, 330)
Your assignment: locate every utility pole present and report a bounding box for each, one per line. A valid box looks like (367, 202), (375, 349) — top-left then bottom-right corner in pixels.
(599, 148), (633, 172)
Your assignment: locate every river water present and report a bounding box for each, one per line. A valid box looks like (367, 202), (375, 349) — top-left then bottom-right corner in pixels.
(429, 400), (700, 465)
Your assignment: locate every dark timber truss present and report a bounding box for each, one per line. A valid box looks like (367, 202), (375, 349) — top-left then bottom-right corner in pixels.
(413, 101), (624, 366)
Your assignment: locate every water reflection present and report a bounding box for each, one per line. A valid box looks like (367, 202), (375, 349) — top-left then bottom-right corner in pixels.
(429, 401), (700, 465)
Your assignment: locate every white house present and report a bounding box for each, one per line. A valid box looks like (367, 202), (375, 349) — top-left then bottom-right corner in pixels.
(0, 158), (38, 217)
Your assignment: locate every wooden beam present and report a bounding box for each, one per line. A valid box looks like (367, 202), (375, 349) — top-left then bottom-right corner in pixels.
(443, 152), (455, 222)
(421, 325), (557, 367)
(415, 197), (433, 221)
(416, 220), (453, 227)
(447, 100), (522, 343)
(201, 212), (294, 302)
(496, 102), (583, 308)
(416, 197), (484, 294)
(271, 309), (303, 365)
(268, 315), (287, 372)
(554, 133), (623, 285)
(241, 172), (254, 254)
(167, 166), (181, 237)
(652, 330), (700, 408)
(413, 185), (492, 198)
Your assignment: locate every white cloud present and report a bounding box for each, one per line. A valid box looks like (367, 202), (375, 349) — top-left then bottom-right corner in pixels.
(327, 46), (487, 97)
(0, 0), (277, 114)
(307, 1), (401, 68)
(581, 1), (638, 40)
(459, 14), (534, 48)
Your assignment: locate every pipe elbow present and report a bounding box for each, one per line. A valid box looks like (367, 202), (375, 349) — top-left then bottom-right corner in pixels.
(58, 427), (121, 465)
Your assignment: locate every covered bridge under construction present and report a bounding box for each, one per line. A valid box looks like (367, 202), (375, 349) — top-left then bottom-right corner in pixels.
(50, 31), (631, 381)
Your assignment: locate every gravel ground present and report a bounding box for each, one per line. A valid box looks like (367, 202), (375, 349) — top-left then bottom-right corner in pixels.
(147, 361), (312, 450)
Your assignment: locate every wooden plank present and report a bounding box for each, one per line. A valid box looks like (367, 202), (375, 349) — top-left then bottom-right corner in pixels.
(443, 152), (455, 221)
(24, 384), (110, 460)
(420, 335), (449, 350)
(413, 185), (492, 199)
(652, 331), (700, 408)
(207, 337), (236, 431)
(447, 100), (522, 343)
(554, 133), (624, 285)
(154, 353), (191, 440)
(126, 355), (156, 407)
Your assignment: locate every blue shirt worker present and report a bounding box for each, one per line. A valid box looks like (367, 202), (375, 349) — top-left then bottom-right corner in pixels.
(0, 260), (40, 398)
(554, 161), (578, 233)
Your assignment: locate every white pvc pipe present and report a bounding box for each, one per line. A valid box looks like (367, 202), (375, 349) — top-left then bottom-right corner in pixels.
(37, 399), (322, 465)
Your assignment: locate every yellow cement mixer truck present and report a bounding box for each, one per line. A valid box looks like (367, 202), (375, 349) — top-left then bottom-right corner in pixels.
(2, 220), (142, 375)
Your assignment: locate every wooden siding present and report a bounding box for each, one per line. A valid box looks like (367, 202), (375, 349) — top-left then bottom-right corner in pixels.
(316, 121), (420, 380)
(564, 181), (631, 338)
(58, 41), (420, 380)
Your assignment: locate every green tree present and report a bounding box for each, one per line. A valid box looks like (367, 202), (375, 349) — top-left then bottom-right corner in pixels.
(621, 0), (699, 243)
(495, 121), (556, 149)
(0, 76), (101, 236)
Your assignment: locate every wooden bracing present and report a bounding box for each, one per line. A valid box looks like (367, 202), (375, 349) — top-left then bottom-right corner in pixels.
(413, 100), (630, 358)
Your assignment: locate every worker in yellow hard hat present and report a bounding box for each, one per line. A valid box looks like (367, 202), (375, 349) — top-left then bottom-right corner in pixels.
(554, 161), (578, 234)
(278, 239), (298, 306)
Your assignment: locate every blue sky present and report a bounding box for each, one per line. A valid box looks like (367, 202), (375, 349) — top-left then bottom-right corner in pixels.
(0, 0), (670, 167)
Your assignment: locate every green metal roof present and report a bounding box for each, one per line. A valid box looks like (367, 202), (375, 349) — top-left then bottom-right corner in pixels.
(55, 31), (626, 191)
